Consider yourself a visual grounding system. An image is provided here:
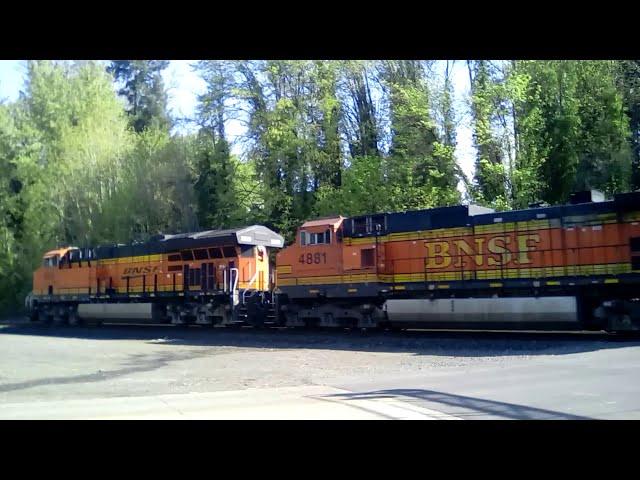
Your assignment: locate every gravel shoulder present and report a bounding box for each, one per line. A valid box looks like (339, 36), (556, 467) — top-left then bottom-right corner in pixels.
(1, 317), (636, 408)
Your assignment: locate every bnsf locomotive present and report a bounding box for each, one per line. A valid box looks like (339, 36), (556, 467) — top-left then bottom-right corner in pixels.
(26, 190), (640, 332)
(26, 226), (284, 327)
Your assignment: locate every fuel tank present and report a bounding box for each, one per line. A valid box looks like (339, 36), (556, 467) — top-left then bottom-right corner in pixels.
(77, 303), (164, 322)
(385, 296), (578, 324)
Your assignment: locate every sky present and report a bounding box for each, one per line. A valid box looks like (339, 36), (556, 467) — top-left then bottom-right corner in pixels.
(0, 60), (476, 180)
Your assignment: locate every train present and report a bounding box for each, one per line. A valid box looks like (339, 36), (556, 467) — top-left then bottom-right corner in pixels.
(25, 189), (640, 333)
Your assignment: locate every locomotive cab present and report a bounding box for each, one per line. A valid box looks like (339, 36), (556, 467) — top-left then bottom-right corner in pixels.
(276, 216), (346, 288)
(43, 251), (60, 268)
(34, 247), (88, 297)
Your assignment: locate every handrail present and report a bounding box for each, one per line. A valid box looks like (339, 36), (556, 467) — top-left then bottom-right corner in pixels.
(230, 267), (239, 306)
(242, 271), (260, 304)
(230, 267), (239, 292)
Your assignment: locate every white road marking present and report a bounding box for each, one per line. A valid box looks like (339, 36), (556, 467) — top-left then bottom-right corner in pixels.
(0, 386), (462, 420)
(315, 388), (462, 420)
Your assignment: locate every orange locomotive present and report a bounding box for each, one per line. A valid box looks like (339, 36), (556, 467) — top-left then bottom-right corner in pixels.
(27, 190), (640, 332)
(275, 190), (640, 332)
(26, 226), (284, 326)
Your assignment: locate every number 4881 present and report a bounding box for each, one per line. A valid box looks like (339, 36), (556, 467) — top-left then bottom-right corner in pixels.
(299, 252), (327, 264)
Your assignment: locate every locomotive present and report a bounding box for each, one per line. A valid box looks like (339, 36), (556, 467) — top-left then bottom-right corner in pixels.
(26, 190), (640, 332)
(25, 226), (284, 327)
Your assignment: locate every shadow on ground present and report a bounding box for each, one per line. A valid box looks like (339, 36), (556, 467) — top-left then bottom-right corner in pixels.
(2, 317), (639, 358)
(0, 350), (202, 394)
(323, 388), (593, 420)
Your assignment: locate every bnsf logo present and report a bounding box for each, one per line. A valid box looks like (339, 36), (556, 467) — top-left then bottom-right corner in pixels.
(123, 266), (160, 275)
(424, 234), (541, 269)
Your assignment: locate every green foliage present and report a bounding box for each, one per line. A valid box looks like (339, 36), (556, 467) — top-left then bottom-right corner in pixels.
(617, 61), (640, 190)
(0, 102), (22, 309)
(193, 130), (241, 229)
(514, 61), (631, 203)
(108, 128), (198, 241)
(469, 60), (508, 203)
(225, 60), (347, 242)
(382, 60), (461, 210)
(469, 60), (633, 208)
(338, 61), (380, 159)
(313, 155), (386, 217)
(107, 60), (171, 133)
(0, 61), (135, 310)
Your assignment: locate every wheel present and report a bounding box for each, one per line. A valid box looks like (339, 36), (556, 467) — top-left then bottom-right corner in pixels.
(40, 310), (53, 326)
(68, 312), (83, 326)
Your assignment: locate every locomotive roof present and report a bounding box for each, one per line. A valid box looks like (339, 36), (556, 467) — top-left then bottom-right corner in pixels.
(301, 216), (346, 228)
(342, 191), (640, 238)
(43, 248), (73, 258)
(158, 225), (284, 246)
(91, 225), (284, 260)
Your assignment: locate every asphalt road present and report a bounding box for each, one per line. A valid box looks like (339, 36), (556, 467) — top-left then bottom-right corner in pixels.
(327, 345), (640, 420)
(1, 319), (639, 419)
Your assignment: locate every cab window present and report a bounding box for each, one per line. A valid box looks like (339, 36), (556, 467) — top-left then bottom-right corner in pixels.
(301, 228), (332, 246)
(222, 246), (237, 257)
(43, 255), (59, 268)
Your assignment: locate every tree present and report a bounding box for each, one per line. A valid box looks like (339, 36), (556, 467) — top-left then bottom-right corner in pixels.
(502, 60), (547, 209)
(193, 129), (238, 229)
(572, 61), (632, 195)
(227, 60), (346, 240)
(313, 155), (386, 217)
(0, 61), (135, 310)
(381, 60), (461, 210)
(514, 61), (631, 204)
(468, 60), (509, 206)
(616, 60), (640, 190)
(193, 61), (237, 229)
(0, 101), (22, 310)
(107, 60), (171, 133)
(338, 61), (380, 159)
